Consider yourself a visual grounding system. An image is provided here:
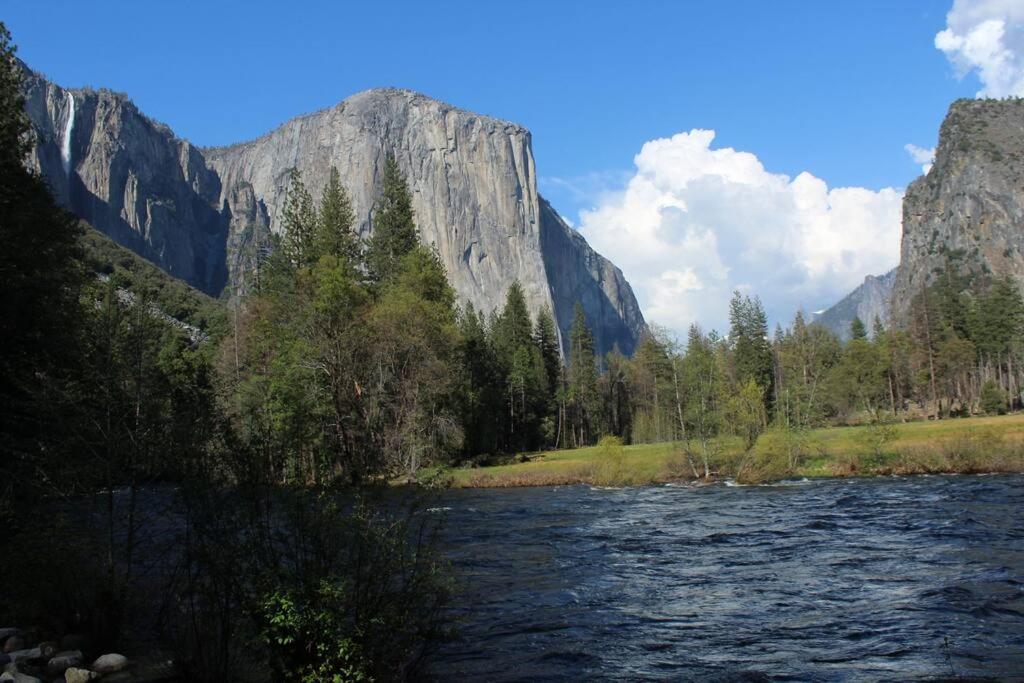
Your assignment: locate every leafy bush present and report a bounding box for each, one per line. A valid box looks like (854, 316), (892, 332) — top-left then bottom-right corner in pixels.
(590, 436), (626, 486)
(252, 493), (451, 682)
(980, 380), (1008, 415)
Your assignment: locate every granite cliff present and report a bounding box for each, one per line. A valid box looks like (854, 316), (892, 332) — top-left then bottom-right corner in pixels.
(814, 269), (895, 341)
(891, 98), (1024, 324)
(22, 68), (644, 356)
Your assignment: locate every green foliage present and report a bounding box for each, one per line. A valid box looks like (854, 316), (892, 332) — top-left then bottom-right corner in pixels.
(316, 166), (360, 267)
(366, 153), (418, 283)
(280, 168), (319, 270)
(80, 226), (227, 336)
(258, 584), (366, 683)
(850, 316), (867, 341)
(590, 435), (626, 485)
(248, 493), (451, 683)
(728, 291), (773, 400)
(980, 379), (1007, 415)
(567, 302), (600, 447)
(680, 325), (724, 478)
(728, 379), (766, 452)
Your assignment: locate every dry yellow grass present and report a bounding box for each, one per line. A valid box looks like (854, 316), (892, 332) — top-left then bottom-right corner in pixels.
(435, 413), (1024, 488)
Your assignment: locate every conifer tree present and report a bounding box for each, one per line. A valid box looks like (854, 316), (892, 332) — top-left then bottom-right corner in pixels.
(280, 168), (318, 269)
(728, 291), (773, 409)
(849, 316), (867, 341)
(567, 303), (600, 446)
(366, 154), (417, 282)
(315, 166), (359, 267)
(533, 306), (561, 396)
(1, 21), (85, 514)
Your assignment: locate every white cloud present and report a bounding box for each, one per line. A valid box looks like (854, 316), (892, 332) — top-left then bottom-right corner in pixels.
(935, 0), (1024, 97)
(904, 143), (936, 174)
(575, 130), (904, 338)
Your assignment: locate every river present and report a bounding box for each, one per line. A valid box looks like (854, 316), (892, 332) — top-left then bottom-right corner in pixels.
(427, 474), (1024, 681)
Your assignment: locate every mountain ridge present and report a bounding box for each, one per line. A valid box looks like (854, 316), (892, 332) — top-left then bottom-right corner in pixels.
(21, 66), (645, 356)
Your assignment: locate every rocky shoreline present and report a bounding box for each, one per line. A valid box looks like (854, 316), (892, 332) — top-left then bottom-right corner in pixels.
(1, 629), (168, 683)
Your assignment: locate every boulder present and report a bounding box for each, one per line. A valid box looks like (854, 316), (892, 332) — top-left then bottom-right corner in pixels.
(89, 654), (127, 675)
(6, 649), (41, 665)
(12, 672), (41, 683)
(2, 639), (24, 655)
(63, 668), (99, 683)
(44, 652), (82, 678)
(0, 631), (19, 648)
(35, 643), (56, 660)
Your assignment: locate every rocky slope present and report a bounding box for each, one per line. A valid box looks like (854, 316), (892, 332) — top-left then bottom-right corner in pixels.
(22, 66), (644, 356)
(891, 98), (1024, 324)
(814, 269), (895, 340)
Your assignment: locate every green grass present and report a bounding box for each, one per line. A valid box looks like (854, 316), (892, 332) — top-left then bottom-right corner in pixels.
(435, 413), (1024, 488)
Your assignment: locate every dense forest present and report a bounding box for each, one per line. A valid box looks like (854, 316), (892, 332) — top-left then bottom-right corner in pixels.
(4, 16), (1024, 680)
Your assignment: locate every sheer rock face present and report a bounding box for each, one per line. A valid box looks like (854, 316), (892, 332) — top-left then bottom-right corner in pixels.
(21, 66), (229, 294)
(23, 69), (645, 356)
(814, 269), (895, 341)
(892, 98), (1024, 324)
(539, 198), (645, 355)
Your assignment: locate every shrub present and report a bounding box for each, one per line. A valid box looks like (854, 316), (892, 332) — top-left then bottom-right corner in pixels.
(590, 436), (627, 486)
(980, 380), (1008, 415)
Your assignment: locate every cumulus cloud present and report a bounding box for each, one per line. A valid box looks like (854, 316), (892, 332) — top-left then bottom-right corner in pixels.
(935, 0), (1024, 97)
(575, 130), (904, 337)
(904, 143), (936, 174)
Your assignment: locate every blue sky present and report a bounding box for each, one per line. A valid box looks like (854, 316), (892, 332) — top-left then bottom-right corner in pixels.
(6, 0), (1013, 334)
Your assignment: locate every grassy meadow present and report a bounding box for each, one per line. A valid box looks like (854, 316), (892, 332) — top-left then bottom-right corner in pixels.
(433, 413), (1024, 488)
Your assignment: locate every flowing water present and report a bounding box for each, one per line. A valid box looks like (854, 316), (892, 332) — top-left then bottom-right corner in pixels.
(427, 475), (1024, 681)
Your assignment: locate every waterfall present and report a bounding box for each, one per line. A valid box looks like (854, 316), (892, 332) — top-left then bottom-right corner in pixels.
(60, 91), (75, 177)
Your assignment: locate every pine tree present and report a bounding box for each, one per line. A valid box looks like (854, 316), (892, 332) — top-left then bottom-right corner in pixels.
(1, 21), (86, 516)
(850, 316), (867, 341)
(280, 168), (318, 269)
(366, 154), (417, 282)
(493, 281), (533, 367)
(533, 306), (561, 398)
(491, 282), (547, 450)
(315, 166), (359, 267)
(567, 302), (600, 446)
(728, 291), (773, 409)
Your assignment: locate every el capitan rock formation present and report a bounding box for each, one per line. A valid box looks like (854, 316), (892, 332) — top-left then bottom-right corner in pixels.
(22, 66), (644, 356)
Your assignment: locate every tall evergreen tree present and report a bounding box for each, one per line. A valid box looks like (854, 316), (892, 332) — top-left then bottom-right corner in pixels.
(280, 168), (318, 269)
(315, 166), (360, 267)
(850, 316), (867, 341)
(728, 291), (773, 408)
(533, 305), (561, 395)
(0, 22), (86, 516)
(366, 154), (417, 282)
(567, 302), (600, 446)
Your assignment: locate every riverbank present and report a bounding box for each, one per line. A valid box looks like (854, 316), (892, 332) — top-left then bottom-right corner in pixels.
(438, 413), (1024, 488)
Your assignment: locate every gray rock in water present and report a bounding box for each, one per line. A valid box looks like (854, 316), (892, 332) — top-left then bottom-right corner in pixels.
(89, 654), (127, 675)
(892, 98), (1024, 324)
(21, 64), (645, 357)
(2, 637), (24, 655)
(6, 649), (40, 665)
(63, 668), (99, 683)
(44, 651), (82, 678)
